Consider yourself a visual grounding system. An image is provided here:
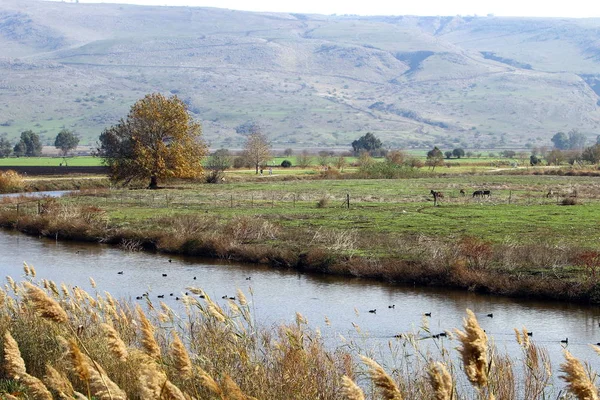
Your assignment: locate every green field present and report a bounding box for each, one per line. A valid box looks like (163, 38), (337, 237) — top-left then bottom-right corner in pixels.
(57, 173), (600, 249)
(0, 156), (103, 167)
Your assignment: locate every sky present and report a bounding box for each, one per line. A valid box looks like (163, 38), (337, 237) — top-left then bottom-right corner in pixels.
(59, 0), (600, 19)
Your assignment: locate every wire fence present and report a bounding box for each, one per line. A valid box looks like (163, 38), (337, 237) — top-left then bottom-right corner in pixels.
(0, 187), (589, 217)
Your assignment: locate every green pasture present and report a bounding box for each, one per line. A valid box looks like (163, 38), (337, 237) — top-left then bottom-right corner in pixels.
(60, 174), (600, 251)
(0, 156), (103, 167)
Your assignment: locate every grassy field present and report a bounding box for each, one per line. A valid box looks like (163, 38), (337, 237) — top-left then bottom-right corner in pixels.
(0, 156), (103, 167)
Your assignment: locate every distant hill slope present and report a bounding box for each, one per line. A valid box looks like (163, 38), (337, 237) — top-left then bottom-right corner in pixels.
(0, 0), (599, 150)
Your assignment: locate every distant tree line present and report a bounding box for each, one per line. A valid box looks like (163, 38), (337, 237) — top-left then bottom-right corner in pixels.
(0, 129), (79, 158)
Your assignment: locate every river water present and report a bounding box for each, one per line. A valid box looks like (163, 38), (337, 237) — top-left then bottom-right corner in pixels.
(2, 227), (600, 387)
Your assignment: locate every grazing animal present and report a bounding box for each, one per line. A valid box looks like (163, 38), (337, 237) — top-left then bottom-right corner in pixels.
(162, 273), (167, 277)
(483, 190), (491, 197)
(439, 332), (447, 337)
(561, 338), (569, 344)
(368, 309), (377, 314)
(430, 190), (444, 199)
(117, 271), (124, 275)
(424, 312), (432, 317)
(459, 189), (466, 196)
(157, 295), (164, 298)
(472, 190), (484, 198)
(527, 332), (533, 337)
(546, 189), (554, 198)
(388, 305), (395, 309)
(486, 313), (493, 318)
(199, 294), (205, 299)
(430, 190), (444, 206)
(222, 295), (228, 299)
(136, 296), (142, 300)
(193, 277), (197, 280)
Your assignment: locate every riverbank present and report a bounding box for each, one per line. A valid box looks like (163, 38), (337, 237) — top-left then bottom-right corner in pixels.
(1, 173), (600, 304)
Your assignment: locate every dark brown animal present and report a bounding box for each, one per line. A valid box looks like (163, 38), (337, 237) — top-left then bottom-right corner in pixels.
(459, 189), (466, 196)
(472, 190), (483, 198)
(430, 190), (444, 199)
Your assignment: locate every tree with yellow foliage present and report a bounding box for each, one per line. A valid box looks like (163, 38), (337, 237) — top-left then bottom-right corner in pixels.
(97, 93), (207, 188)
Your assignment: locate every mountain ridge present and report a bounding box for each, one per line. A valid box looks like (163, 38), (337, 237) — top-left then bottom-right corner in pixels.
(1, 0), (599, 149)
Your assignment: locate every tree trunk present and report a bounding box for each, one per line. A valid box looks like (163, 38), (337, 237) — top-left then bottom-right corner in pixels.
(148, 175), (158, 189)
(255, 164), (259, 174)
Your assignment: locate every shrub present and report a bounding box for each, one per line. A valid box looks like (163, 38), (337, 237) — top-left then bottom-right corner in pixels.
(561, 197), (578, 206)
(316, 197), (329, 208)
(0, 170), (25, 193)
(281, 160), (292, 168)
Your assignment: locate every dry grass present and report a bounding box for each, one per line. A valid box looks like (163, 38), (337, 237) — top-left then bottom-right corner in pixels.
(0, 171), (25, 193)
(2, 277), (600, 399)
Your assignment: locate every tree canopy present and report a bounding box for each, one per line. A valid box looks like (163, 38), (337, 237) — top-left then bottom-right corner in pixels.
(426, 146), (444, 170)
(552, 129), (586, 150)
(0, 138), (12, 158)
(14, 130), (42, 157)
(351, 132), (382, 155)
(97, 93), (207, 188)
(54, 129), (79, 157)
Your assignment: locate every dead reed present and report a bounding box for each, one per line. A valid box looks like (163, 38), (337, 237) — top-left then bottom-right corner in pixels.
(2, 276), (600, 399)
(560, 350), (599, 400)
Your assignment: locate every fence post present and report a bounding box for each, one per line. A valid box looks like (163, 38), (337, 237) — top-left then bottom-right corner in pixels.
(251, 195), (253, 207)
(347, 193), (350, 209)
(293, 194), (296, 208)
(38, 200), (41, 214)
(272, 194), (274, 208)
(16, 203), (19, 217)
(230, 194), (233, 208)
(508, 191), (512, 204)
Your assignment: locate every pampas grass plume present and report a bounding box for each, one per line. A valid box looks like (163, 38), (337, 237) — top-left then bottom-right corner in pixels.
(428, 362), (453, 400)
(101, 323), (129, 362)
(455, 309), (489, 389)
(560, 350), (599, 400)
(340, 375), (365, 400)
(23, 281), (68, 324)
(360, 355), (403, 400)
(137, 305), (161, 360)
(44, 364), (75, 398)
(3, 330), (26, 377)
(171, 331), (192, 379)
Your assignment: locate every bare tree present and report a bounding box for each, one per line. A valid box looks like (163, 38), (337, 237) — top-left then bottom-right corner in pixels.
(243, 132), (272, 174)
(295, 150), (312, 168)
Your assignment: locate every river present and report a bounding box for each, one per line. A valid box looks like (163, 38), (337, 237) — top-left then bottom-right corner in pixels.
(2, 228), (600, 387)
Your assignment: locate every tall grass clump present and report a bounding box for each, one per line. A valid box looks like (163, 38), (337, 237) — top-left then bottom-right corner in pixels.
(0, 170), (25, 193)
(2, 276), (600, 399)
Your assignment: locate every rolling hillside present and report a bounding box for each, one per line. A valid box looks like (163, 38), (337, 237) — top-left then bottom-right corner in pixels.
(1, 0), (600, 150)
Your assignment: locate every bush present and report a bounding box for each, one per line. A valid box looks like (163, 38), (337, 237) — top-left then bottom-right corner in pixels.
(316, 197), (329, 208)
(561, 197), (578, 206)
(232, 156), (249, 169)
(0, 170), (25, 193)
(281, 160), (292, 168)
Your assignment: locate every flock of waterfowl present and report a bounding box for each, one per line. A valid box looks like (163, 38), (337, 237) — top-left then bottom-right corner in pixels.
(116, 270), (581, 346)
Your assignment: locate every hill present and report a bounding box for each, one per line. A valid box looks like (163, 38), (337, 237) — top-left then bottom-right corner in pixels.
(1, 0), (599, 150)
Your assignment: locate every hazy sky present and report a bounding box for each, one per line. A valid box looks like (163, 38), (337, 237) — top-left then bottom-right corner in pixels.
(63, 0), (600, 18)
